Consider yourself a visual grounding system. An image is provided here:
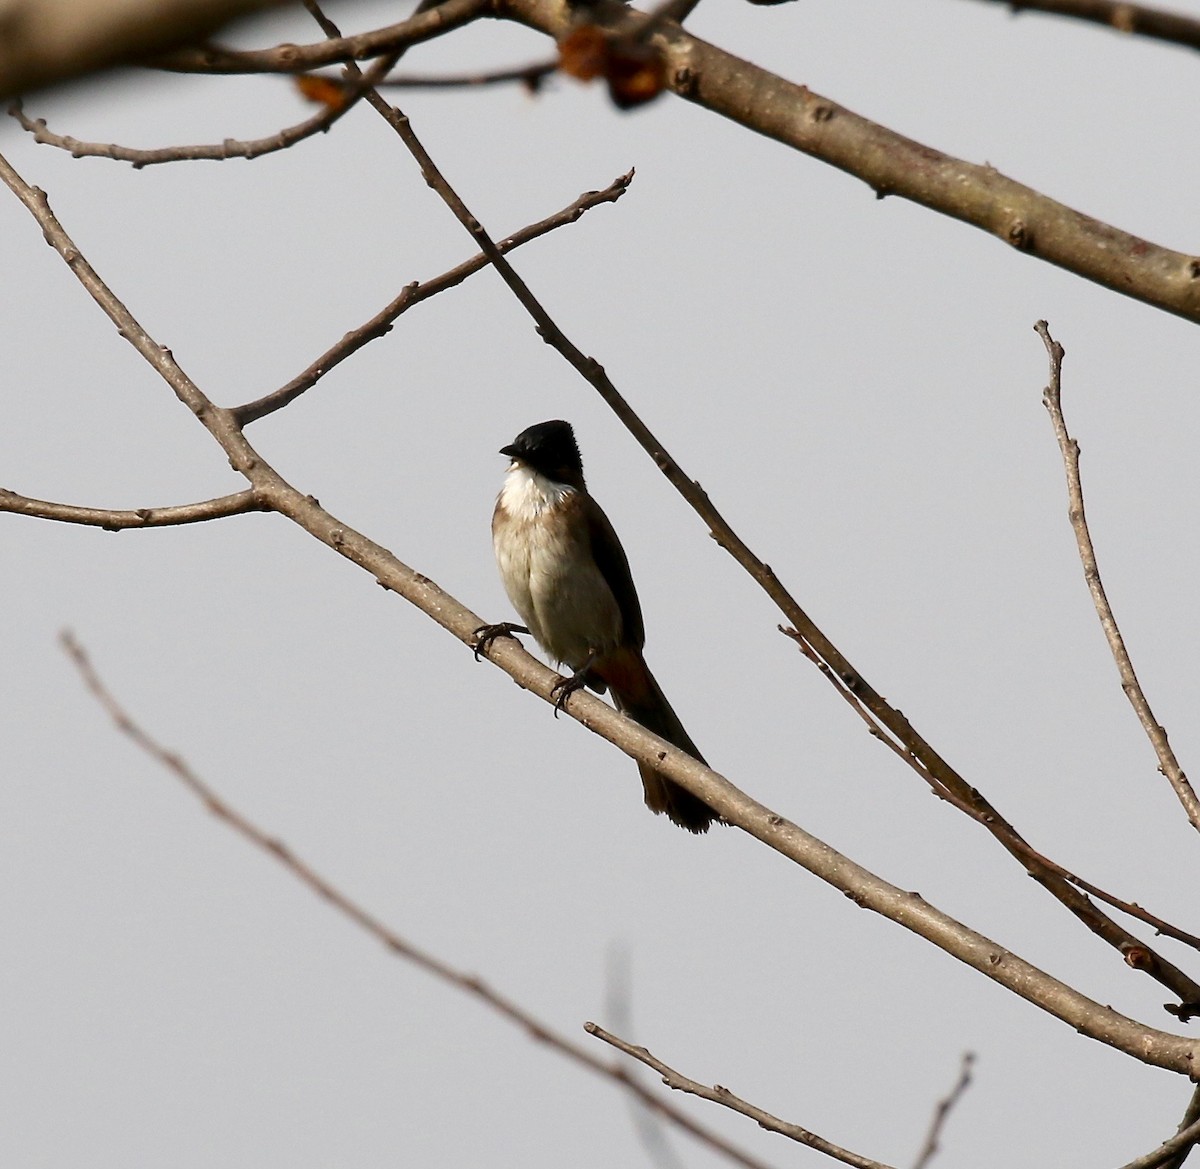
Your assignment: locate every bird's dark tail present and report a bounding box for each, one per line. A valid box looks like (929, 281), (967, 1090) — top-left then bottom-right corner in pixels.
(597, 648), (720, 834)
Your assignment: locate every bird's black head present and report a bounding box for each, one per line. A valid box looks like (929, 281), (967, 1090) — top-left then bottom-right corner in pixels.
(501, 420), (585, 488)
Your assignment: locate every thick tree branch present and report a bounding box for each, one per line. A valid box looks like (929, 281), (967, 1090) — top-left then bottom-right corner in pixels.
(1038, 320), (1200, 834)
(969, 0), (1200, 54)
(586, 1023), (896, 1169)
(4, 148), (1198, 1079)
(233, 169), (634, 425)
(0, 487), (264, 529)
(59, 632), (778, 1169)
(498, 0), (1200, 326)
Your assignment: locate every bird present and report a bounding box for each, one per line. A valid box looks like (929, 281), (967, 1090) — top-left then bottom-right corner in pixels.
(477, 419), (719, 833)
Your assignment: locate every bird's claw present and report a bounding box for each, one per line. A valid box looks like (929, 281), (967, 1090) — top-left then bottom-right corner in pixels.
(471, 622), (528, 661)
(550, 670), (589, 718)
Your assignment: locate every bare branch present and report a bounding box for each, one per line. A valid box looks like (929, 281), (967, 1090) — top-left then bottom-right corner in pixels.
(5, 147), (1199, 1077)
(359, 60), (559, 91)
(0, 487), (265, 529)
(7, 63), (382, 167)
(497, 0), (1200, 326)
(911, 1053), (974, 1169)
(585, 1023), (896, 1169)
(151, 0), (489, 75)
(968, 0), (1200, 54)
(1038, 320), (1200, 835)
(233, 169), (635, 425)
(59, 632), (780, 1169)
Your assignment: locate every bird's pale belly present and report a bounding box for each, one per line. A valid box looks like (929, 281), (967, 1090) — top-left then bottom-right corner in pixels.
(495, 519), (622, 671)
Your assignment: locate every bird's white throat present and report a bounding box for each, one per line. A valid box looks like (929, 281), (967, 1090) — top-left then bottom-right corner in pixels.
(498, 462), (575, 520)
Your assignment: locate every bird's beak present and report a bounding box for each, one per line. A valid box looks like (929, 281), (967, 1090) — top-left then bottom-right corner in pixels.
(499, 444), (519, 459)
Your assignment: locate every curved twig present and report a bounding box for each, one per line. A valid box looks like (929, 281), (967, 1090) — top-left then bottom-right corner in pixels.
(0, 487), (264, 529)
(8, 92), (355, 167)
(1038, 320), (1200, 834)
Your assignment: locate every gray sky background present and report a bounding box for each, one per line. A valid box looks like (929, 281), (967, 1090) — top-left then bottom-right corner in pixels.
(5, 2), (1200, 1165)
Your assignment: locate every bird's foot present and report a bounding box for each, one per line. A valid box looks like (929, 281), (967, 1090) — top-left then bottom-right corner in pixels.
(471, 622), (529, 661)
(550, 668), (592, 718)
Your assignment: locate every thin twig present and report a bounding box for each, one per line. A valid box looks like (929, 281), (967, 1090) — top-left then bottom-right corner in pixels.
(372, 60), (558, 90)
(911, 1053), (974, 1169)
(8, 83), (365, 167)
(1038, 320), (1200, 835)
(0, 487), (264, 529)
(970, 0), (1200, 53)
(1157, 1083), (1200, 1169)
(586, 1023), (896, 1169)
(5, 148), (1199, 1077)
(233, 170), (634, 425)
(1118, 1115), (1200, 1169)
(59, 632), (780, 1169)
(339, 8), (1200, 1011)
(152, 0), (488, 74)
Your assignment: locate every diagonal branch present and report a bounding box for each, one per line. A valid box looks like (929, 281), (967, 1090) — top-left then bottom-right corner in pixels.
(151, 0), (489, 75)
(498, 0), (1200, 326)
(0, 487), (264, 529)
(967, 0), (1200, 54)
(784, 627), (1200, 955)
(5, 147), (1197, 1075)
(1118, 1114), (1200, 1169)
(60, 632), (780, 1169)
(911, 1053), (974, 1169)
(1156, 1083), (1200, 1169)
(1038, 320), (1200, 834)
(586, 1023), (896, 1169)
(334, 27), (1200, 1011)
(233, 169), (634, 425)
